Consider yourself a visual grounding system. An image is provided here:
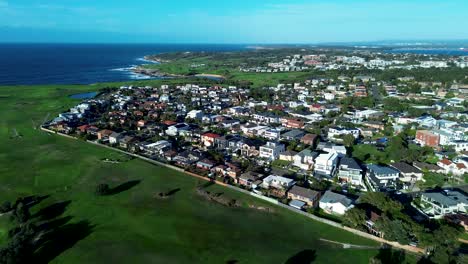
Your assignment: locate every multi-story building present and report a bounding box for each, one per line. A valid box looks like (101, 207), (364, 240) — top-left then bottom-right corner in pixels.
(415, 130), (439, 148)
(365, 164), (400, 191)
(337, 157), (363, 186)
(419, 190), (468, 219)
(259, 142), (286, 161)
(313, 152), (339, 178)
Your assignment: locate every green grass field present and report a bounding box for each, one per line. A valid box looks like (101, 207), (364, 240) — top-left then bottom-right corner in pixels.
(0, 84), (413, 263)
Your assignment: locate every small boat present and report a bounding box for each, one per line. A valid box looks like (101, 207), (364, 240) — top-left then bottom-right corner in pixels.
(459, 48), (468, 52)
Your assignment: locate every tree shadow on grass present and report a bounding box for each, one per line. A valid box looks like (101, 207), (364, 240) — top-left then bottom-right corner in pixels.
(33, 200), (71, 221)
(166, 188), (181, 196)
(285, 249), (317, 264)
(37, 216), (73, 231)
(373, 247), (406, 264)
(20, 195), (50, 208)
(107, 180), (141, 195)
(35, 220), (95, 264)
(159, 188), (181, 198)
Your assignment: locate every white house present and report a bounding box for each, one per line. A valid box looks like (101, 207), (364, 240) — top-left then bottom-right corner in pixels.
(259, 142), (286, 161)
(166, 123), (191, 137)
(186, 110), (204, 120)
(313, 152), (339, 178)
(261, 175), (295, 190)
(319, 191), (354, 215)
(263, 129), (282, 141)
(141, 140), (172, 155)
(353, 109), (383, 120)
(293, 149), (317, 170)
(328, 127), (360, 139)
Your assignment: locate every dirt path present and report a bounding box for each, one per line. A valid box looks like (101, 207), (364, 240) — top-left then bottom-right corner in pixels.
(319, 238), (380, 249)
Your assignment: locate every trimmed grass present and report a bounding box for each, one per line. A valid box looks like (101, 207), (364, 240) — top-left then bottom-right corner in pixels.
(0, 85), (385, 263)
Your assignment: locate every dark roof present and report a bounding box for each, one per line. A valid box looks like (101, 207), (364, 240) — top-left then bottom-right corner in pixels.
(339, 157), (362, 171)
(240, 171), (264, 181)
(281, 129), (305, 138)
(288, 186), (320, 200)
(366, 164), (399, 176)
(412, 161), (442, 171)
(390, 162), (422, 174)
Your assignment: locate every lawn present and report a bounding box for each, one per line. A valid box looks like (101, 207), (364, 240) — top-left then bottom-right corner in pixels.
(0, 84), (399, 263)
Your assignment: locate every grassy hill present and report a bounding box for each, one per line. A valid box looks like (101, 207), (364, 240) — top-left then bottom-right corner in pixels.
(0, 84), (400, 263)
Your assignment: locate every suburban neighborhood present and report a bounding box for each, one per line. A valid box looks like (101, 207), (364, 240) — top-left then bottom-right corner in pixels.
(43, 49), (468, 261)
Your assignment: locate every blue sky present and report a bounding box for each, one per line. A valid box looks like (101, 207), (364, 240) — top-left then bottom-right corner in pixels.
(0, 0), (467, 43)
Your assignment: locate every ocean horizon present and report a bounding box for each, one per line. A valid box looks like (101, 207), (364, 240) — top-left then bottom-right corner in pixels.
(0, 43), (247, 86)
(1, 43), (466, 86)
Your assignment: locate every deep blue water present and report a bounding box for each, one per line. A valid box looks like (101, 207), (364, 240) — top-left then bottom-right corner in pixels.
(0, 44), (247, 85)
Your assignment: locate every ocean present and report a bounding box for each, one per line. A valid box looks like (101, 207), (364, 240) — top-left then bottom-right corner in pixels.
(385, 48), (468, 56)
(0, 43), (247, 85)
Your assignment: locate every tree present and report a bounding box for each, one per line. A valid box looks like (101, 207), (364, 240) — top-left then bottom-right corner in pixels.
(342, 208), (366, 230)
(0, 201), (12, 214)
(359, 192), (404, 214)
(95, 184), (110, 196)
(342, 134), (355, 148)
(12, 203), (30, 224)
(375, 217), (412, 245)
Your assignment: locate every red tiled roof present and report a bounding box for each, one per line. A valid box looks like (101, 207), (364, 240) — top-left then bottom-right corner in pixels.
(440, 159), (452, 166)
(202, 133), (221, 138)
(163, 120), (177, 126)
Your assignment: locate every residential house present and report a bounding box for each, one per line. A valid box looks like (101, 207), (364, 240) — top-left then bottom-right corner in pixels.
(287, 186), (321, 207)
(316, 142), (347, 157)
(415, 130), (439, 148)
(252, 113), (281, 124)
(300, 134), (318, 146)
(328, 127), (360, 139)
(353, 109), (383, 120)
(337, 157), (363, 186)
(313, 152), (339, 178)
(293, 149), (318, 170)
(437, 159), (468, 176)
(238, 171), (265, 188)
(201, 133), (221, 148)
(263, 128), (282, 141)
(280, 129), (306, 141)
(261, 175), (295, 190)
(119, 136), (135, 149)
(365, 164), (400, 191)
(186, 110), (204, 120)
(166, 123), (191, 137)
(279, 150), (297, 162)
(282, 118), (305, 129)
(109, 132), (122, 145)
(390, 162), (423, 183)
(239, 138), (263, 157)
(413, 161), (444, 174)
(196, 159), (217, 171)
(97, 129), (114, 140)
(419, 190), (468, 219)
(141, 141), (172, 155)
(319, 191), (354, 215)
(259, 142), (286, 161)
(174, 150), (204, 167)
